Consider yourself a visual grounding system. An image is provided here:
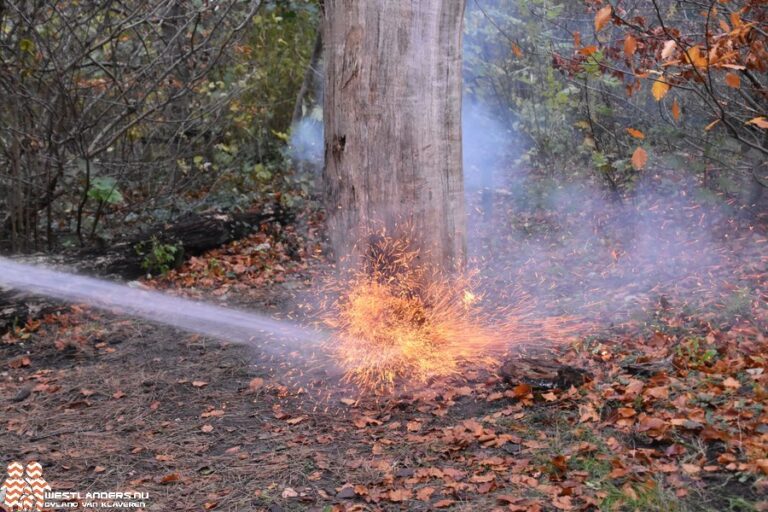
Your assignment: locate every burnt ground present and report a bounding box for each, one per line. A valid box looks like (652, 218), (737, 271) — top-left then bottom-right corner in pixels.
(2, 184), (768, 512)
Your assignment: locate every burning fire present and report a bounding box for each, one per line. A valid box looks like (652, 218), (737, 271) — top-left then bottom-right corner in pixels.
(322, 230), (586, 393)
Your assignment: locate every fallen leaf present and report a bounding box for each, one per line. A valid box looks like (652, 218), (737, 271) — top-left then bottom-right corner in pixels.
(247, 378), (264, 392)
(541, 391), (558, 402)
(722, 377), (741, 389)
(192, 381), (208, 388)
(8, 356), (31, 369)
(725, 72), (741, 89)
(281, 487), (298, 499)
(682, 463), (701, 475)
(388, 488), (412, 502)
(624, 35), (637, 58)
(434, 499), (456, 508)
(626, 128), (645, 140)
(594, 5), (612, 32)
(353, 416), (382, 429)
(672, 99), (681, 122)
(416, 487), (435, 501)
(159, 472), (180, 484)
(201, 424), (214, 433)
(747, 117), (768, 129)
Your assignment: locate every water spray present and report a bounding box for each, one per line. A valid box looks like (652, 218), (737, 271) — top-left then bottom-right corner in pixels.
(0, 257), (325, 355)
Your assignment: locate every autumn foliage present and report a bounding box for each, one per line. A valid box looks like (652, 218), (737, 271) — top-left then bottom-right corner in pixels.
(554, 0), (767, 175)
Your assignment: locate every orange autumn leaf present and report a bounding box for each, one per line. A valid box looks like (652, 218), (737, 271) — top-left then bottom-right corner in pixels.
(652, 79), (671, 101)
(631, 147), (648, 170)
(512, 43), (523, 58)
(624, 35), (637, 58)
(626, 127), (645, 140)
(595, 5), (612, 32)
(685, 46), (708, 68)
(725, 72), (741, 89)
(747, 117), (768, 129)
(705, 118), (721, 131)
(672, 98), (681, 122)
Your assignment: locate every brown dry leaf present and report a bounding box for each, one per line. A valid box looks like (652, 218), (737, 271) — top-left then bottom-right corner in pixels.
(8, 356), (31, 369)
(594, 5), (612, 32)
(80, 388), (95, 397)
(286, 416), (307, 425)
(553, 495), (574, 510)
(159, 472), (181, 484)
(434, 499), (456, 508)
(624, 35), (637, 58)
(203, 502), (217, 510)
(155, 454), (174, 462)
(407, 420), (422, 432)
(722, 376), (741, 389)
(192, 381), (208, 388)
(725, 72), (741, 89)
(512, 43), (523, 59)
(541, 391), (558, 402)
(416, 487), (435, 501)
(682, 463), (701, 475)
(551, 455), (568, 473)
(201, 424), (214, 433)
(645, 386), (669, 399)
(618, 407), (637, 418)
(281, 487), (298, 499)
(353, 416), (382, 429)
(470, 473), (495, 483)
(626, 128), (645, 140)
(94, 466), (106, 473)
(388, 488), (412, 502)
(623, 379), (645, 398)
(247, 378), (264, 392)
(112, 390), (125, 399)
(578, 403), (599, 423)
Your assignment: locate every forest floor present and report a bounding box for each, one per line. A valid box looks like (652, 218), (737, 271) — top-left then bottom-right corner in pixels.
(2, 182), (768, 512)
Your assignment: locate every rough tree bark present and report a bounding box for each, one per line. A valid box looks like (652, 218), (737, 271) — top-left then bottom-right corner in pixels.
(323, 0), (467, 272)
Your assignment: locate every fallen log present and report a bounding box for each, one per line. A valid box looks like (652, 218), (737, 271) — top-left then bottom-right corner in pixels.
(84, 203), (292, 279)
(500, 357), (593, 390)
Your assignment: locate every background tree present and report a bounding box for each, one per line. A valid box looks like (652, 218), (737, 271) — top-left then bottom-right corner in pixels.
(0, 0), (320, 253)
(322, 0), (467, 272)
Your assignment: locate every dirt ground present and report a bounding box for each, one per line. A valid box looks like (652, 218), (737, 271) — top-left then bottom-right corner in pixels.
(2, 189), (767, 511)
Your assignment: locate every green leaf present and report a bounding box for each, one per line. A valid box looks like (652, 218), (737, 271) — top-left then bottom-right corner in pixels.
(87, 177), (123, 204)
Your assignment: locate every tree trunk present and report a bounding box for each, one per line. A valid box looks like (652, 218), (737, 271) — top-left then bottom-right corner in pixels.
(323, 0), (467, 272)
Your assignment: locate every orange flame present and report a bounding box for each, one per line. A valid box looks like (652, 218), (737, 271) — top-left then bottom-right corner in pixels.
(322, 230), (587, 393)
